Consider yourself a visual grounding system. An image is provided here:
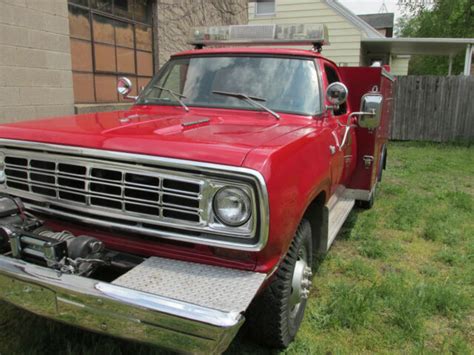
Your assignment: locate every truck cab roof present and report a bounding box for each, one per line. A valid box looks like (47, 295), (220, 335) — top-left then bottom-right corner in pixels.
(173, 47), (326, 59)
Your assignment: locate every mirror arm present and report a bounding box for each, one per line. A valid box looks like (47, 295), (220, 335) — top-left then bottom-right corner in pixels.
(347, 110), (375, 125)
(325, 104), (340, 112)
(339, 110), (376, 150)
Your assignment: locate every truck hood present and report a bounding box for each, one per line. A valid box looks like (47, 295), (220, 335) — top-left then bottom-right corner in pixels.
(0, 107), (310, 166)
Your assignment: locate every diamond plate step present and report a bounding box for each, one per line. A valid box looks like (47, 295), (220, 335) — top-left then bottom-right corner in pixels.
(327, 195), (355, 249)
(113, 257), (266, 313)
(318, 188), (355, 253)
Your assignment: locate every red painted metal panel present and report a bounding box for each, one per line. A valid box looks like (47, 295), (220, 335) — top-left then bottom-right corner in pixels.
(338, 67), (394, 191)
(0, 106), (310, 167)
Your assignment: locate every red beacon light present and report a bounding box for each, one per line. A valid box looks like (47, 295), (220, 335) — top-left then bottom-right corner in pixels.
(189, 24), (330, 52)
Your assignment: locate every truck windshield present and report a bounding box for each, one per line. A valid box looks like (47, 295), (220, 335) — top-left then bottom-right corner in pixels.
(137, 56), (321, 116)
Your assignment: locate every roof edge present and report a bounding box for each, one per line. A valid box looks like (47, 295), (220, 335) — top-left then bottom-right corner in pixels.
(362, 37), (474, 44)
(325, 0), (383, 39)
(358, 13), (395, 29)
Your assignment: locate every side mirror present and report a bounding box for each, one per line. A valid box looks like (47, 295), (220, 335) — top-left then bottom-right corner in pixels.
(117, 77), (137, 101)
(358, 94), (383, 129)
(326, 82), (348, 110)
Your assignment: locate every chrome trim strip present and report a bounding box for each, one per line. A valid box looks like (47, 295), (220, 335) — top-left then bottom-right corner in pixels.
(0, 139), (270, 251)
(22, 200), (262, 251)
(95, 282), (241, 327)
(0, 255), (245, 353)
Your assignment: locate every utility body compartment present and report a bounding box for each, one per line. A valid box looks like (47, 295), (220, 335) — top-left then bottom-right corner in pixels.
(339, 66), (395, 195)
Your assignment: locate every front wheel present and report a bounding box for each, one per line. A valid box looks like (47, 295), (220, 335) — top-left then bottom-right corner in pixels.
(246, 219), (313, 348)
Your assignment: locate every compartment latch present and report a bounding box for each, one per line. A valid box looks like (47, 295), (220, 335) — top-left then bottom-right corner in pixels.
(363, 155), (374, 169)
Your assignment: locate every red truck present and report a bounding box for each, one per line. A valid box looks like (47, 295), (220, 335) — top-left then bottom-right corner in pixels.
(0, 24), (393, 353)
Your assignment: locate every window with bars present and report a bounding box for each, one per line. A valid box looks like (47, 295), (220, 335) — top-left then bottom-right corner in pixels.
(68, 0), (154, 104)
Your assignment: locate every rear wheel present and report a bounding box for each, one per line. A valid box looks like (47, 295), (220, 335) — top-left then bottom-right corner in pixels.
(246, 219), (313, 348)
(378, 146), (387, 182)
(357, 191), (375, 209)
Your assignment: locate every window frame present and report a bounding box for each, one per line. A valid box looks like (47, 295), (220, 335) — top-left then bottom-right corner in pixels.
(137, 54), (324, 117)
(323, 62), (347, 116)
(68, 0), (154, 104)
(255, 0), (276, 16)
(70, 0), (152, 25)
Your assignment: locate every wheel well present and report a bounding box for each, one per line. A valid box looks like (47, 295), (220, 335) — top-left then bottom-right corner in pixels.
(303, 191), (326, 254)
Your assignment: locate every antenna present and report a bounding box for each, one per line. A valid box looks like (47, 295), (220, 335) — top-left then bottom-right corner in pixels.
(379, 1), (388, 13)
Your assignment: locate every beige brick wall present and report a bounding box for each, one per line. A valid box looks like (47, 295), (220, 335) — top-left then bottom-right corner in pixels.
(156, 0), (248, 67)
(0, 0), (74, 124)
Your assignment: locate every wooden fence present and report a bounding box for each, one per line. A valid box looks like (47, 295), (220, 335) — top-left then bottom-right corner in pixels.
(390, 76), (474, 142)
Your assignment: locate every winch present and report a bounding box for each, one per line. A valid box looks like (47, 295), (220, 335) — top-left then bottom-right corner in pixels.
(0, 195), (109, 276)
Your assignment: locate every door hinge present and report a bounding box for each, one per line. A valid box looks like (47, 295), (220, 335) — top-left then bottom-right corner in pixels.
(363, 155), (374, 169)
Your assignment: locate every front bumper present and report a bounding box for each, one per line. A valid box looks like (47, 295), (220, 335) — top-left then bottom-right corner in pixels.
(0, 255), (264, 354)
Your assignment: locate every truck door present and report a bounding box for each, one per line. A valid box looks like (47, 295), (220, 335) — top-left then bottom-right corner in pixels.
(323, 63), (355, 188)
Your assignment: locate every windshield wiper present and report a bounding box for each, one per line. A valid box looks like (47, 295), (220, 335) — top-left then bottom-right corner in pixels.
(212, 91), (280, 120)
(153, 85), (189, 112)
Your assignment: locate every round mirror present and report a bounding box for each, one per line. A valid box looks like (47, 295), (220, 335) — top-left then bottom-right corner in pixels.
(326, 82), (348, 107)
(117, 77), (133, 96)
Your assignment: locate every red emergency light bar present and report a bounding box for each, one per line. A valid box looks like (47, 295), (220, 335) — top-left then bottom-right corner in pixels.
(189, 24), (330, 51)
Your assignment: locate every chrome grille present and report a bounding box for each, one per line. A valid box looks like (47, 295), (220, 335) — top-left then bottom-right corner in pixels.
(0, 140), (269, 252)
(3, 155), (202, 224)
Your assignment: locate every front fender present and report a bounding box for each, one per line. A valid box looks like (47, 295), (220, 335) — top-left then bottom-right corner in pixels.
(243, 125), (334, 273)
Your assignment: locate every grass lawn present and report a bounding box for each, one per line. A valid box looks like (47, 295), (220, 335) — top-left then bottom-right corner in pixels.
(0, 141), (473, 354)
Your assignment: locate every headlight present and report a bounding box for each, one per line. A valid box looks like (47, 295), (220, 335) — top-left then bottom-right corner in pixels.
(213, 187), (251, 227)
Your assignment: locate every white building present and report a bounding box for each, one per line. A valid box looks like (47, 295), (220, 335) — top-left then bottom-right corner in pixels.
(248, 0), (411, 75)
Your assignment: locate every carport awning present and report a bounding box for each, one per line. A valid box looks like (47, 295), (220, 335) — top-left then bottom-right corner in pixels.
(361, 37), (474, 75)
(362, 37), (474, 56)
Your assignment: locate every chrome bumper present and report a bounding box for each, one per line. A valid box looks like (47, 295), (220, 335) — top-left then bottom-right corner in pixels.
(0, 255), (260, 354)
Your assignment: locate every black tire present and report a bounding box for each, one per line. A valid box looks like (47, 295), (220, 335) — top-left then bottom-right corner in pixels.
(377, 146), (386, 183)
(246, 219), (313, 348)
(357, 192), (375, 209)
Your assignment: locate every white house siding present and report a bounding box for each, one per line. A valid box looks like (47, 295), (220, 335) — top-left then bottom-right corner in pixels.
(249, 0), (363, 66)
(390, 56), (410, 76)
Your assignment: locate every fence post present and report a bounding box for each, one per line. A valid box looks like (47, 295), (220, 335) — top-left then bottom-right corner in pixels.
(464, 44), (473, 76)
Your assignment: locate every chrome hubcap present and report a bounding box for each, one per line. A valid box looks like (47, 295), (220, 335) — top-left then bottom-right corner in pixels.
(289, 248), (312, 319)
